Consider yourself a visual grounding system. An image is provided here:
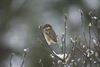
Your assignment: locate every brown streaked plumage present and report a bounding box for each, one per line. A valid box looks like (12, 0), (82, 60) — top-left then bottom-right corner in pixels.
(42, 24), (57, 45)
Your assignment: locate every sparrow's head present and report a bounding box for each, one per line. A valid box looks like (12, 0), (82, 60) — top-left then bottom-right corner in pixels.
(43, 24), (52, 31)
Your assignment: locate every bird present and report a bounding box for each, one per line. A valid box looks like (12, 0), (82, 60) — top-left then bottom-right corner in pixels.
(42, 24), (57, 45)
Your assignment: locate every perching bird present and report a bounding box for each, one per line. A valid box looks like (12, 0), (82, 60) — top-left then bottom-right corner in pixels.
(42, 24), (57, 45)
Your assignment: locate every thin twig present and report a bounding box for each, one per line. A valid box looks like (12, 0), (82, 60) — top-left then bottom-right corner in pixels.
(39, 59), (44, 67)
(80, 9), (84, 25)
(20, 51), (27, 67)
(63, 15), (67, 61)
(88, 23), (91, 49)
(80, 9), (88, 47)
(10, 53), (14, 67)
(61, 33), (65, 53)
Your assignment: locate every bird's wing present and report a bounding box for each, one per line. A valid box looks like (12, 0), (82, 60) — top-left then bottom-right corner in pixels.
(47, 30), (57, 42)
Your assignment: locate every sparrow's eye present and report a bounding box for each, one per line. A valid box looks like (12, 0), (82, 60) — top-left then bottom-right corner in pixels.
(44, 28), (48, 31)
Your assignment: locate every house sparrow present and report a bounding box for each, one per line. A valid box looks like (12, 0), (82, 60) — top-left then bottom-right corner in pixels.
(42, 24), (57, 45)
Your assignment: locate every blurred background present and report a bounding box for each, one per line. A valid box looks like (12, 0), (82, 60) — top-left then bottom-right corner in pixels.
(0, 0), (100, 67)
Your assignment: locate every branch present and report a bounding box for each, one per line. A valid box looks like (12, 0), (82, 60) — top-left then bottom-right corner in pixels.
(10, 53), (15, 67)
(20, 48), (28, 67)
(63, 15), (67, 61)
